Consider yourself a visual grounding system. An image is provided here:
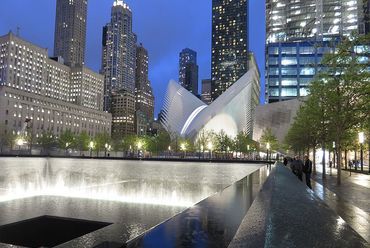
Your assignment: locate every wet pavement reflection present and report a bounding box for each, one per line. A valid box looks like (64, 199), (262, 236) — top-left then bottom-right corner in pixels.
(127, 165), (271, 248)
(311, 165), (370, 243)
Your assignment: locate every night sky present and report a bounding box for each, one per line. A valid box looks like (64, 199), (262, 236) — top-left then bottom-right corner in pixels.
(0, 0), (265, 116)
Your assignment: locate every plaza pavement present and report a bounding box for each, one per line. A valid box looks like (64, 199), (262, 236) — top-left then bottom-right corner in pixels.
(310, 165), (370, 243)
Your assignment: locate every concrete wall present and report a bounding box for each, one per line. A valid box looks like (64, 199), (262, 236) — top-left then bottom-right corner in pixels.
(253, 98), (302, 144)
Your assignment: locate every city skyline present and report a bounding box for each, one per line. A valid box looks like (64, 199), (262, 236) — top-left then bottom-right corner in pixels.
(0, 0), (265, 115)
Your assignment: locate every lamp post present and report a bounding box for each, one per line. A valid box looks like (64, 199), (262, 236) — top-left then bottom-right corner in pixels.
(266, 142), (271, 161)
(89, 141), (94, 157)
(16, 138), (24, 156)
(65, 142), (70, 156)
(208, 142), (213, 160)
(137, 141), (143, 158)
(104, 143), (108, 157)
(181, 143), (186, 158)
(168, 145), (171, 158)
(247, 144), (250, 159)
(201, 145), (204, 159)
(359, 132), (364, 172)
(227, 146), (230, 160)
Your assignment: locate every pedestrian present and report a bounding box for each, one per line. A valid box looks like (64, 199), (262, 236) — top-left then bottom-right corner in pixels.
(283, 157), (288, 166)
(291, 156), (303, 181)
(303, 155), (312, 189)
(296, 156), (304, 181)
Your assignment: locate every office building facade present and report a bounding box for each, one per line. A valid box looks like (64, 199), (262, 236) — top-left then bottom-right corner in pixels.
(54, 0), (88, 67)
(111, 90), (136, 136)
(201, 79), (212, 105)
(211, 0), (249, 101)
(265, 0), (369, 103)
(179, 48), (198, 95)
(266, 40), (337, 103)
(0, 33), (111, 138)
(266, 0), (367, 44)
(135, 44), (154, 135)
(102, 0), (137, 113)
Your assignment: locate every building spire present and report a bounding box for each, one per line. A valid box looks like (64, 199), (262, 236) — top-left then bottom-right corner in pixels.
(113, 0), (130, 10)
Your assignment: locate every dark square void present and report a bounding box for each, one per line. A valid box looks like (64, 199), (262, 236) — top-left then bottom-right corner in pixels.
(0, 215), (112, 247)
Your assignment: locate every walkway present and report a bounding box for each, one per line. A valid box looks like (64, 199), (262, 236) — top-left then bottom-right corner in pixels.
(310, 165), (370, 243)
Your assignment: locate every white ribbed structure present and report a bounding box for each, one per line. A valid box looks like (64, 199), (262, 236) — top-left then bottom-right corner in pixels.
(161, 63), (260, 140)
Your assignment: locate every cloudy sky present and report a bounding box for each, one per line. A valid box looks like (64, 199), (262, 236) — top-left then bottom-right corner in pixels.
(0, 0), (265, 116)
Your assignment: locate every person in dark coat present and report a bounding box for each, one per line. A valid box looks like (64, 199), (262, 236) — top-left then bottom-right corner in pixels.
(303, 155), (313, 189)
(283, 157), (288, 166)
(291, 156), (303, 181)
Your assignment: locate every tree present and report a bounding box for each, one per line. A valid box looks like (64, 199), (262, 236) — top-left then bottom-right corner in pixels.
(214, 130), (233, 157)
(76, 131), (90, 155)
(233, 131), (256, 158)
(260, 128), (279, 150)
(94, 132), (112, 156)
(156, 131), (171, 152)
(285, 98), (325, 173)
(37, 131), (56, 155)
(0, 126), (16, 153)
(311, 34), (370, 184)
(58, 129), (76, 154)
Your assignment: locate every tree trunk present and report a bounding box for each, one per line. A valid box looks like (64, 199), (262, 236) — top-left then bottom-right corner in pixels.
(313, 148), (316, 174)
(368, 141), (370, 173)
(344, 149), (347, 170)
(337, 145), (342, 185)
(322, 144), (326, 179)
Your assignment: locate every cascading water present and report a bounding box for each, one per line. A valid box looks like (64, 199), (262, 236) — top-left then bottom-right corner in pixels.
(0, 158), (261, 207)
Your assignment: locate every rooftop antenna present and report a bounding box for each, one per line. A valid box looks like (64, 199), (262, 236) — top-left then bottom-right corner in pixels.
(16, 26), (20, 37)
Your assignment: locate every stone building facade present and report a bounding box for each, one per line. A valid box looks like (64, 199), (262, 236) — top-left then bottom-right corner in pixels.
(0, 33), (111, 138)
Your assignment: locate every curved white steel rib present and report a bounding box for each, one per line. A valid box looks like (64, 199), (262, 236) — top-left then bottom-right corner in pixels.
(161, 64), (260, 140)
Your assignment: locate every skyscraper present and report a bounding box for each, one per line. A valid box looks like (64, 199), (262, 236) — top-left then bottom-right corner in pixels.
(201, 79), (212, 105)
(135, 44), (154, 135)
(54, 0), (88, 67)
(179, 48), (199, 96)
(266, 0), (367, 43)
(211, 0), (248, 101)
(265, 0), (369, 103)
(102, 0), (137, 113)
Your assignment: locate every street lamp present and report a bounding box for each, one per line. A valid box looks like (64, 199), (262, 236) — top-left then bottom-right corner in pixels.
(201, 144), (204, 159)
(137, 141), (143, 158)
(359, 132), (365, 172)
(181, 143), (186, 158)
(247, 144), (250, 159)
(207, 141), (213, 160)
(266, 142), (271, 161)
(89, 141), (94, 157)
(16, 138), (24, 155)
(65, 142), (70, 156)
(104, 143), (108, 157)
(168, 146), (171, 158)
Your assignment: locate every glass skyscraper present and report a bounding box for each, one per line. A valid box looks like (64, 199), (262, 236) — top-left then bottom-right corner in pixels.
(101, 0), (137, 112)
(266, 0), (366, 43)
(54, 0), (88, 67)
(179, 48), (199, 96)
(135, 44), (154, 135)
(211, 0), (248, 101)
(265, 0), (369, 103)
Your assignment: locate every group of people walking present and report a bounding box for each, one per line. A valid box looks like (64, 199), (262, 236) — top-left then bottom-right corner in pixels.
(283, 155), (313, 189)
